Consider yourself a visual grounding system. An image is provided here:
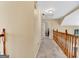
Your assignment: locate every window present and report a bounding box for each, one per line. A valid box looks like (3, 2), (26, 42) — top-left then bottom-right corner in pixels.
(74, 29), (79, 36)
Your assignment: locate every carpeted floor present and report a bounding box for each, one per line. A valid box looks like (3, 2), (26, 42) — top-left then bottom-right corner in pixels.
(36, 37), (67, 58)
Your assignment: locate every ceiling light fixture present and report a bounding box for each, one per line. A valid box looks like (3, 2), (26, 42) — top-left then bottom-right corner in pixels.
(44, 8), (55, 14)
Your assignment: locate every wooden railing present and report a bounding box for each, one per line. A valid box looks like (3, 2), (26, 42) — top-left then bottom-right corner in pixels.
(53, 29), (78, 58)
(0, 28), (6, 55)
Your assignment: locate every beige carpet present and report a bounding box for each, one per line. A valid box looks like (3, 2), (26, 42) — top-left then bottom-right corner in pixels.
(36, 37), (67, 58)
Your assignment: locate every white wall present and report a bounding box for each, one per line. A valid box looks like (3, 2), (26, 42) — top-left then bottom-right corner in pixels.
(0, 1), (36, 58)
(49, 19), (79, 34)
(34, 9), (41, 57)
(48, 20), (77, 35)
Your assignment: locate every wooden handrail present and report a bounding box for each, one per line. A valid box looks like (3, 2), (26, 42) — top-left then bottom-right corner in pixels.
(54, 31), (78, 38)
(53, 29), (78, 58)
(0, 34), (4, 37)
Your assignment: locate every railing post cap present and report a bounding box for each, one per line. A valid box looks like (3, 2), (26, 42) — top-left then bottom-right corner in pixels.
(3, 28), (5, 32)
(65, 29), (67, 33)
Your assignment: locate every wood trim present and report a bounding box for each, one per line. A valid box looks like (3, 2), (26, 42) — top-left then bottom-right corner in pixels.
(0, 28), (6, 55)
(53, 29), (78, 58)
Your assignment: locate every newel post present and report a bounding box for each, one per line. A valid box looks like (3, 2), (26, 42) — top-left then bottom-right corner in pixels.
(65, 29), (68, 56)
(65, 30), (67, 45)
(3, 28), (6, 55)
(65, 29), (67, 40)
(56, 29), (58, 41)
(53, 29), (54, 40)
